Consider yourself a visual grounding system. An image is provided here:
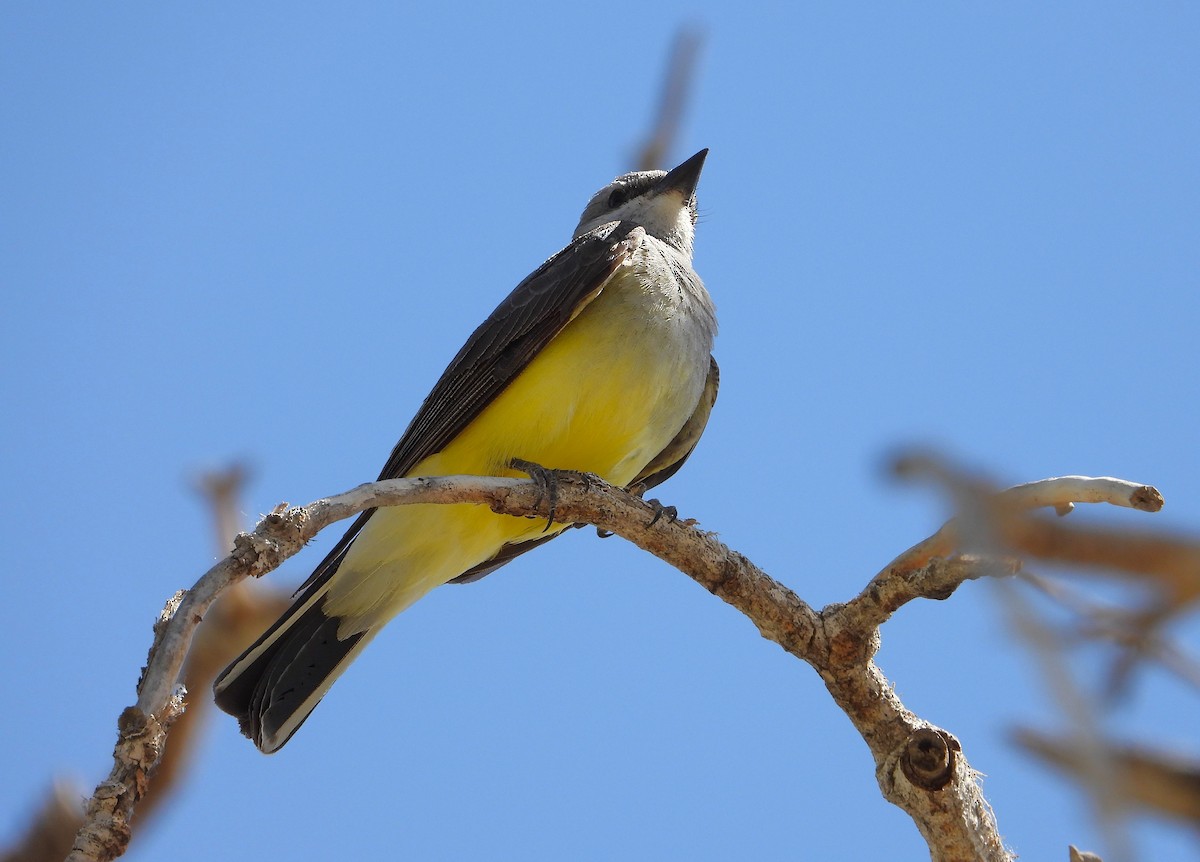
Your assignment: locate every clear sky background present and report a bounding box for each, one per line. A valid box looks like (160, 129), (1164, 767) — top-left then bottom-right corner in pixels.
(3, 4), (1198, 860)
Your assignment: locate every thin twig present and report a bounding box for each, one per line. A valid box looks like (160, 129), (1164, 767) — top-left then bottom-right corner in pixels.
(1016, 729), (1200, 825)
(998, 582), (1135, 862)
(632, 25), (704, 172)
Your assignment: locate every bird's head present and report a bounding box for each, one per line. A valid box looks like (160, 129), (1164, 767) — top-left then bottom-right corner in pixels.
(573, 149), (708, 257)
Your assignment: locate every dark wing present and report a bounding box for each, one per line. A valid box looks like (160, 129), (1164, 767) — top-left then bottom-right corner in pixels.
(449, 354), (720, 584)
(294, 220), (644, 596)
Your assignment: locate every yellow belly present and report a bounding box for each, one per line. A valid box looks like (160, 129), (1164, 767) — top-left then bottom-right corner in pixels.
(324, 273), (708, 633)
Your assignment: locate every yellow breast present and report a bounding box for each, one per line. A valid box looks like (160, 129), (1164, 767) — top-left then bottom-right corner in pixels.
(325, 261), (712, 633)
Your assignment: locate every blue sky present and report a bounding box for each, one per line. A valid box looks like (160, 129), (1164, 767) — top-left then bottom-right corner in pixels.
(2, 3), (1198, 860)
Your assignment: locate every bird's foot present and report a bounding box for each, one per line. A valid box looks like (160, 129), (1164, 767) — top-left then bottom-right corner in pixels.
(510, 458), (560, 531)
(509, 460), (611, 532)
(645, 499), (679, 528)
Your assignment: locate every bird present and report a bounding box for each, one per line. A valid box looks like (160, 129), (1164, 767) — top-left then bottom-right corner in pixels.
(213, 149), (719, 753)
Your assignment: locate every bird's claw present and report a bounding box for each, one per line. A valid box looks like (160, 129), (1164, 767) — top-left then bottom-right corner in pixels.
(510, 458), (560, 531)
(646, 499), (678, 528)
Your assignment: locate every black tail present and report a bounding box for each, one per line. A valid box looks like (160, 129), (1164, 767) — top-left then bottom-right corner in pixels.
(213, 598), (365, 753)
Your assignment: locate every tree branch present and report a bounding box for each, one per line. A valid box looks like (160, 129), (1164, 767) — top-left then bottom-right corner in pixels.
(632, 25), (704, 172)
(1015, 729), (1200, 826)
(69, 470), (1164, 862)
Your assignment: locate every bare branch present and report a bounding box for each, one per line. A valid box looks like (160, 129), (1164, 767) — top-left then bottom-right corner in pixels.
(70, 468), (1163, 861)
(1, 781), (84, 862)
(886, 456), (1193, 860)
(65, 476), (571, 862)
(885, 461), (1163, 578)
(632, 25), (704, 171)
(1016, 730), (1200, 826)
(1019, 571), (1200, 693)
(192, 462), (250, 554)
(998, 581), (1136, 859)
(835, 471), (1162, 634)
(129, 464), (294, 821)
(992, 516), (1200, 608)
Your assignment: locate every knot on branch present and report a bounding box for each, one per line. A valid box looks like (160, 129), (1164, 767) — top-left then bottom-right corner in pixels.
(232, 531), (273, 571)
(900, 727), (961, 792)
(115, 703), (180, 784)
(232, 507), (310, 576)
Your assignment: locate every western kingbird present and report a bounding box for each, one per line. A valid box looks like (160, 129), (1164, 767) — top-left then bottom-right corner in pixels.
(214, 149), (719, 753)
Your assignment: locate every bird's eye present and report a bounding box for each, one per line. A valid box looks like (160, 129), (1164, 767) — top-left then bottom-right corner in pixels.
(606, 187), (629, 208)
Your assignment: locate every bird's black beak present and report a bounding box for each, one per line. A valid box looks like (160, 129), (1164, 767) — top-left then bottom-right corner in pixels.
(654, 148), (708, 200)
